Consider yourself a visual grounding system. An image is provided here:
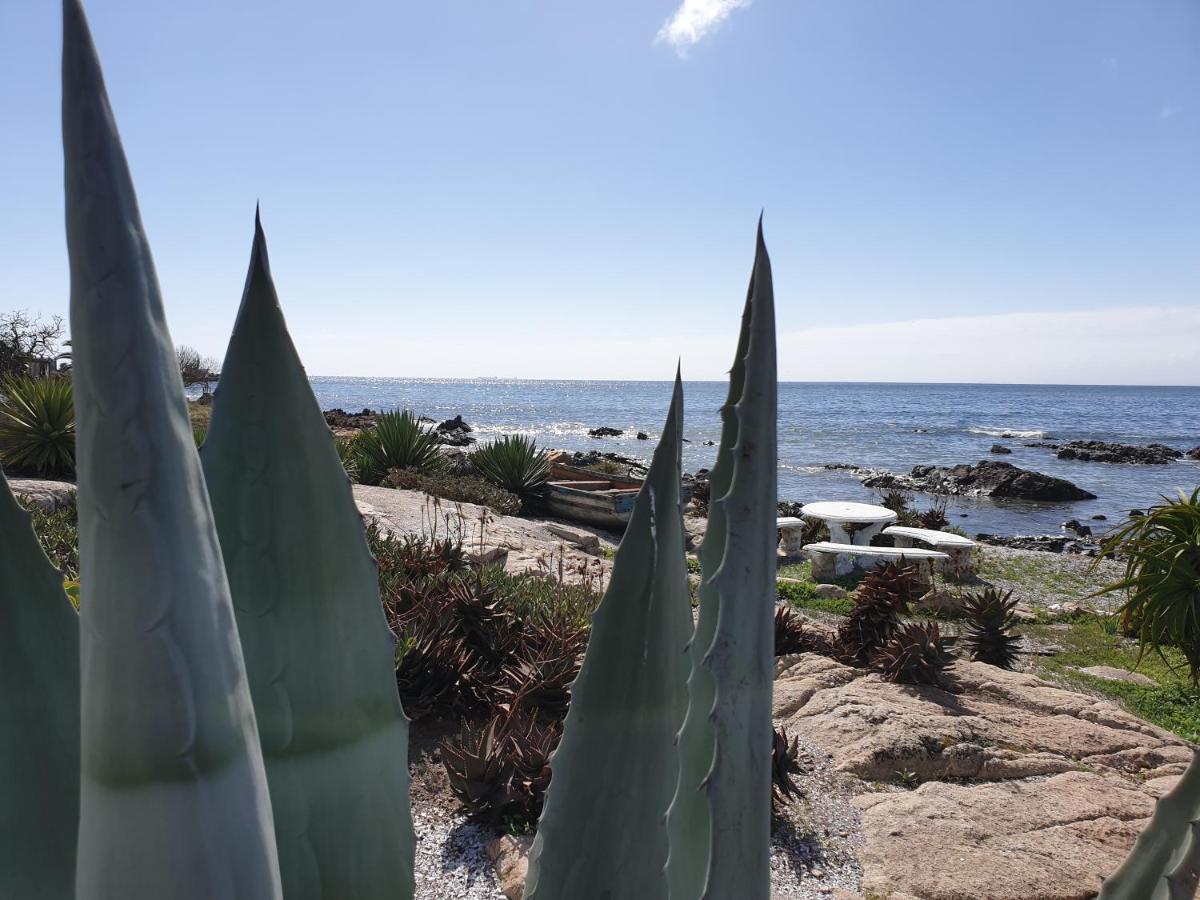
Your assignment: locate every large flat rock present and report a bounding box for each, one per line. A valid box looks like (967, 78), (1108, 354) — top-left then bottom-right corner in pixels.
(352, 484), (615, 584)
(774, 655), (1195, 899)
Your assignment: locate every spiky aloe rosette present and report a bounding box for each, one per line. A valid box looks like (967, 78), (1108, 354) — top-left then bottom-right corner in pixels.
(62, 3), (282, 898)
(200, 214), (415, 898)
(0, 472), (80, 899)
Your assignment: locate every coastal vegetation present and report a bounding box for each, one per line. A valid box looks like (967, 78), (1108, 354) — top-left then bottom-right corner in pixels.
(469, 434), (550, 506)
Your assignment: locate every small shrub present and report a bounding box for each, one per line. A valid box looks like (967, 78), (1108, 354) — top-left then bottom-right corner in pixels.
(481, 566), (602, 631)
(584, 458), (625, 477)
(384, 467), (521, 516)
(879, 489), (911, 514)
(0, 375), (75, 476)
(873, 622), (954, 687)
(353, 410), (447, 485)
(334, 435), (360, 482)
(918, 494), (950, 530)
(961, 588), (1023, 669)
(469, 435), (550, 507)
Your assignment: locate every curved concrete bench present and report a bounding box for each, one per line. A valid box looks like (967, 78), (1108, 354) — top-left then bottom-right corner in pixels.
(802, 541), (949, 581)
(777, 516), (807, 556)
(882, 526), (977, 579)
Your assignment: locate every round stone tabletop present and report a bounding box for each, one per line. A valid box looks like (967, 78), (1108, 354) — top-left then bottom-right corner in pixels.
(799, 501), (898, 524)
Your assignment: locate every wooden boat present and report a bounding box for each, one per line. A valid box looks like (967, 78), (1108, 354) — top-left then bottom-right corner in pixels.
(543, 463), (643, 530)
(543, 462), (693, 530)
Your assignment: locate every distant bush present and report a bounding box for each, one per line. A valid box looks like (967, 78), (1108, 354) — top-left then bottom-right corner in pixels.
(469, 435), (550, 507)
(352, 410), (447, 485)
(384, 468), (521, 516)
(0, 375), (75, 477)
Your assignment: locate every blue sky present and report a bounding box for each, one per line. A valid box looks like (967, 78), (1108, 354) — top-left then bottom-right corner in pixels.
(2, 1), (1198, 383)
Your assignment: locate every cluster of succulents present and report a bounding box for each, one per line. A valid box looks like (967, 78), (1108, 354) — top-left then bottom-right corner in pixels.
(960, 588), (1024, 670)
(770, 727), (805, 815)
(774, 604), (833, 657)
(834, 562), (921, 666)
(872, 621), (955, 687)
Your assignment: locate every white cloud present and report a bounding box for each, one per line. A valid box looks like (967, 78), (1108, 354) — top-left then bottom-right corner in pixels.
(295, 307), (1200, 386)
(656, 0), (751, 55)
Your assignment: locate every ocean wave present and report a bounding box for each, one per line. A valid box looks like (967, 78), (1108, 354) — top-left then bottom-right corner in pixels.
(968, 426), (1049, 439)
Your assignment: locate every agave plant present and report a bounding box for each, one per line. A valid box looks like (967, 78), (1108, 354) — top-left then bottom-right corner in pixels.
(0, 375), (76, 477)
(353, 409), (448, 484)
(873, 621), (954, 687)
(469, 434), (550, 507)
(1094, 488), (1200, 685)
(961, 588), (1023, 669)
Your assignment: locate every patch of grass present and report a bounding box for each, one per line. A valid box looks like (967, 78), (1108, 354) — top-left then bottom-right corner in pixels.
(187, 400), (212, 431)
(976, 548), (1098, 598)
(481, 565), (601, 631)
(778, 560), (813, 581)
(777, 580), (853, 616)
(1024, 616), (1200, 743)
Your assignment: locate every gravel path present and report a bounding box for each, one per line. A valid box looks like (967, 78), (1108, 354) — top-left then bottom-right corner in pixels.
(770, 733), (864, 898)
(413, 804), (504, 899)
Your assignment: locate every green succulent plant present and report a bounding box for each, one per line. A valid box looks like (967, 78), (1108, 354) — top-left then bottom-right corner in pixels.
(353, 410), (448, 484)
(0, 472), (80, 899)
(0, 375), (76, 476)
(200, 214), (415, 898)
(469, 434), (551, 506)
(771, 727), (805, 814)
(62, 2), (283, 895)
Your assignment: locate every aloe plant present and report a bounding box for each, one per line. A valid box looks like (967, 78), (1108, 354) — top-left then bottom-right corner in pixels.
(1100, 751), (1200, 899)
(62, 2), (282, 897)
(0, 472), (80, 900)
(523, 373), (692, 899)
(667, 220), (777, 899)
(201, 213), (416, 898)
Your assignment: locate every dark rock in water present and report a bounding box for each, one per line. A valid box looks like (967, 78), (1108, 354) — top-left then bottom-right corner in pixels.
(1062, 519), (1092, 537)
(990, 444), (1012, 454)
(589, 426), (623, 438)
(636, 431), (649, 440)
(436, 415), (473, 434)
(858, 460), (1096, 502)
(1188, 446), (1200, 460)
(433, 415), (475, 446)
(1091, 514), (1107, 521)
(1054, 440), (1179, 465)
(702, 440), (715, 446)
(1025, 441), (1061, 450)
(324, 407), (376, 430)
(913, 428), (929, 433)
(687, 468), (712, 508)
(1129, 509), (1145, 517)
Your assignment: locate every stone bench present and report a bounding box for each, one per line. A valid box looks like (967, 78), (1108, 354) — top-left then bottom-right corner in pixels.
(803, 541), (949, 582)
(882, 526), (977, 580)
(777, 516), (806, 556)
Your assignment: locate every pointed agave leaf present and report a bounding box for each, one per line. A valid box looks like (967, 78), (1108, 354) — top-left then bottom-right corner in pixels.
(1100, 751), (1200, 900)
(666, 243), (753, 900)
(0, 474), (79, 899)
(667, 220), (776, 899)
(523, 374), (692, 900)
(62, 3), (282, 897)
(201, 214), (415, 899)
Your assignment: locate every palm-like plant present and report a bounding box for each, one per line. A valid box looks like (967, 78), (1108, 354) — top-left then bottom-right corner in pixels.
(469, 434), (550, 507)
(352, 409), (447, 484)
(0, 376), (76, 477)
(1094, 488), (1200, 685)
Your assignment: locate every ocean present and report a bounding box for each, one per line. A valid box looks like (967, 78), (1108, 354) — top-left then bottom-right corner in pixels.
(256, 378), (1200, 537)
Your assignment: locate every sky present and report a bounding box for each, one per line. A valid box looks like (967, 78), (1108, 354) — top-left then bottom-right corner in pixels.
(2, 0), (1198, 384)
